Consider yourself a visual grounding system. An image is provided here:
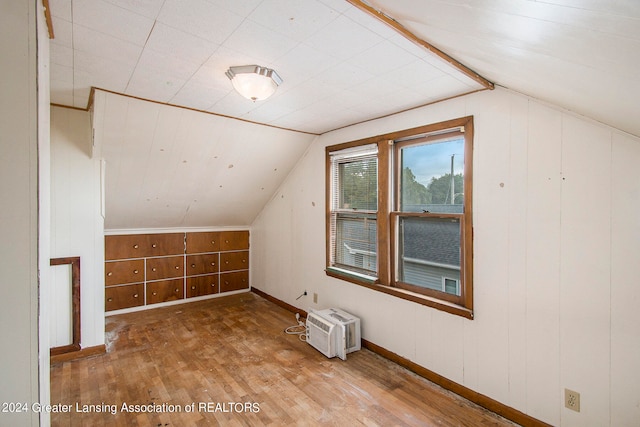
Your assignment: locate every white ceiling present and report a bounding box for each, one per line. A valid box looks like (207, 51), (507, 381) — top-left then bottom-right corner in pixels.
(92, 90), (317, 229)
(48, 0), (640, 229)
(369, 0), (640, 138)
(49, 0), (486, 135)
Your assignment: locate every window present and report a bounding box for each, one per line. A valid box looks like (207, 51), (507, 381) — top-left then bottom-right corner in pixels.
(328, 144), (378, 279)
(326, 117), (474, 318)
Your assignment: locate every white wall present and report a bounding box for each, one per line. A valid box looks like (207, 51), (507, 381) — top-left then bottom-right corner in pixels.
(0, 1), (40, 425)
(37, 0), (52, 424)
(250, 87), (640, 426)
(50, 106), (105, 349)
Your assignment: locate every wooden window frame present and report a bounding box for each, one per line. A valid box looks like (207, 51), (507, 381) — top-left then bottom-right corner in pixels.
(326, 116), (474, 319)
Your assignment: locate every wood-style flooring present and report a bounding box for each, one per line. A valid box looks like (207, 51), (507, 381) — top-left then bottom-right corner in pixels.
(50, 292), (516, 426)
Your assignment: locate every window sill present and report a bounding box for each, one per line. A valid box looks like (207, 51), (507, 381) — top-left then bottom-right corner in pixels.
(326, 268), (473, 320)
(325, 267), (377, 286)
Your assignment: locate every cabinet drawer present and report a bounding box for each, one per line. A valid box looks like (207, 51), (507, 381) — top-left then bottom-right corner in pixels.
(105, 235), (148, 260)
(186, 254), (219, 276)
(105, 284), (144, 311)
(220, 251), (249, 272)
(146, 256), (183, 281)
(105, 259), (144, 286)
(105, 233), (184, 260)
(146, 233), (184, 257)
(186, 232), (220, 254)
(146, 279), (184, 305)
(220, 271), (249, 293)
(186, 275), (219, 298)
(220, 231), (249, 251)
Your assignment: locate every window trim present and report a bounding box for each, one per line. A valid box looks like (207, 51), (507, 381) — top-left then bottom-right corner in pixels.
(326, 116), (474, 319)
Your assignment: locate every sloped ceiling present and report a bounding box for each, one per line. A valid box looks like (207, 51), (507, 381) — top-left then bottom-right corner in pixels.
(369, 0), (640, 137)
(93, 90), (316, 229)
(49, 0), (486, 135)
(48, 0), (640, 229)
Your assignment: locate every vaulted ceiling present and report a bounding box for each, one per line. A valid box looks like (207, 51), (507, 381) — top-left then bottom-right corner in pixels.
(48, 0), (640, 229)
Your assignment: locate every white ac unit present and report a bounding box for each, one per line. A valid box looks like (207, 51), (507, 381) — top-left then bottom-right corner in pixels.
(306, 308), (361, 360)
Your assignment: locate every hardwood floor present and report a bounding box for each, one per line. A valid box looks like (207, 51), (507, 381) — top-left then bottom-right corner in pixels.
(50, 292), (516, 426)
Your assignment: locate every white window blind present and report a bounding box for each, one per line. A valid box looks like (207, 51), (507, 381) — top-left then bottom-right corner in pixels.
(329, 143), (378, 277)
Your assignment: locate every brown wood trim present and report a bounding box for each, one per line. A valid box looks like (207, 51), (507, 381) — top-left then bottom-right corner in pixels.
(50, 103), (89, 112)
(462, 117), (474, 311)
(43, 0), (54, 39)
(250, 287), (308, 319)
(376, 139), (391, 285)
(346, 0), (493, 91)
(326, 270), (473, 319)
(50, 257), (81, 356)
(50, 344), (106, 365)
(250, 287), (546, 426)
(361, 339), (551, 427)
(88, 87), (320, 136)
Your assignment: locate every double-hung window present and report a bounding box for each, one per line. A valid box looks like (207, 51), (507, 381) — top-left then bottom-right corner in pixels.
(326, 117), (474, 318)
(327, 143), (378, 280)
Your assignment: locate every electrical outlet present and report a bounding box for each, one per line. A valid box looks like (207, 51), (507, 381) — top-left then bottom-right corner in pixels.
(313, 293), (318, 304)
(565, 388), (580, 412)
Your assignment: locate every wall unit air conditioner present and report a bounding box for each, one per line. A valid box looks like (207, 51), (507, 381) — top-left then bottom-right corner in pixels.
(306, 308), (361, 360)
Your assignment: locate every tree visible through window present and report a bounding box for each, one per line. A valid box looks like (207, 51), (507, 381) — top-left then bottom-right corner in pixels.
(326, 117), (474, 319)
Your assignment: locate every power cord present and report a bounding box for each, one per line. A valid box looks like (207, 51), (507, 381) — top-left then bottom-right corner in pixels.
(284, 312), (307, 341)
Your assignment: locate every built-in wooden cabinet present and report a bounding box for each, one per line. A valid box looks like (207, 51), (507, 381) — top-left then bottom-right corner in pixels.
(105, 230), (249, 312)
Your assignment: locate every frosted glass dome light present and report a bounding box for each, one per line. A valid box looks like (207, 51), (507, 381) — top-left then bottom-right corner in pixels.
(225, 65), (283, 101)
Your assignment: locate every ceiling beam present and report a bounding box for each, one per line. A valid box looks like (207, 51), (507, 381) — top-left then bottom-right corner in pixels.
(347, 0), (494, 90)
(42, 0), (54, 39)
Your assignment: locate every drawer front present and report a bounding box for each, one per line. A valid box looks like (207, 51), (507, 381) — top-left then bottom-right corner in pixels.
(105, 235), (147, 260)
(146, 256), (184, 281)
(220, 251), (249, 272)
(105, 284), (144, 311)
(186, 254), (219, 276)
(186, 231), (220, 254)
(220, 231), (249, 251)
(105, 233), (184, 259)
(146, 233), (184, 257)
(146, 279), (184, 305)
(220, 271), (249, 293)
(186, 275), (219, 298)
(105, 259), (144, 286)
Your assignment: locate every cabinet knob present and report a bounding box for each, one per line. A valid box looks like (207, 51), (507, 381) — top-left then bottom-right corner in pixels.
(134, 269), (139, 274)
(175, 266), (180, 269)
(107, 272), (113, 276)
(211, 241), (215, 245)
(107, 298), (113, 302)
(225, 261), (229, 264)
(225, 240), (229, 243)
(133, 244), (139, 249)
(133, 294), (139, 298)
(152, 244), (157, 248)
(242, 279), (246, 282)
(174, 288), (179, 293)
(191, 286), (196, 290)
(191, 264), (196, 268)
(210, 283), (215, 287)
(152, 292), (157, 296)
(211, 262), (215, 266)
(242, 259), (246, 263)
(152, 268), (157, 272)
(224, 281), (229, 285)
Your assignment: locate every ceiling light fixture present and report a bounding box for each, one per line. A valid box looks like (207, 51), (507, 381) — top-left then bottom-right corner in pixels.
(225, 65), (283, 101)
